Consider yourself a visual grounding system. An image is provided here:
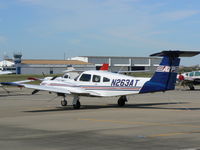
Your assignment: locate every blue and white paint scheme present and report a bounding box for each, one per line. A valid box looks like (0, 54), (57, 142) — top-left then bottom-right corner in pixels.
(1, 51), (200, 109)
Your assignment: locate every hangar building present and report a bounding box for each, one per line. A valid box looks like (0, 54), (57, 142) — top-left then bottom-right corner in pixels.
(70, 56), (162, 72)
(18, 59), (94, 74)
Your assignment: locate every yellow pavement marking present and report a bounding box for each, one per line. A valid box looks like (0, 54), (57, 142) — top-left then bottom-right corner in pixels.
(149, 132), (186, 137)
(78, 118), (200, 128)
(149, 130), (200, 137)
(79, 118), (200, 138)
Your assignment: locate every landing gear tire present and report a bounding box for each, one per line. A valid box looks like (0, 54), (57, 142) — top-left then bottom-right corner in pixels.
(73, 101), (81, 109)
(118, 96), (127, 107)
(61, 100), (67, 106)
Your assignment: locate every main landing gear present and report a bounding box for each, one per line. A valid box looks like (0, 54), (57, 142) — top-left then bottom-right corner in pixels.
(73, 95), (81, 109)
(61, 97), (67, 106)
(60, 95), (81, 109)
(118, 96), (128, 107)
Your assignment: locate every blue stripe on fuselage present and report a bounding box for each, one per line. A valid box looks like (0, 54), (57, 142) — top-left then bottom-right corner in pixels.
(111, 79), (140, 87)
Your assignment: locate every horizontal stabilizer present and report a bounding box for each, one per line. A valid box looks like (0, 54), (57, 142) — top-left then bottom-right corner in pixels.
(150, 50), (200, 57)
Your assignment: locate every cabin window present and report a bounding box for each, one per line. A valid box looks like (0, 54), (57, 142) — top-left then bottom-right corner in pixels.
(103, 77), (110, 82)
(93, 75), (101, 82)
(79, 74), (91, 82)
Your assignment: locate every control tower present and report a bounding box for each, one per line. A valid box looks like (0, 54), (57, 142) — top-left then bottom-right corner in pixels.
(13, 52), (22, 74)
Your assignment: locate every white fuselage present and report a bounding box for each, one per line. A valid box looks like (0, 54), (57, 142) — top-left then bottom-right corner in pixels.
(40, 71), (150, 97)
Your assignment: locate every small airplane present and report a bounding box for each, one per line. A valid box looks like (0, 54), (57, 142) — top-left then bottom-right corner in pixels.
(1, 51), (200, 109)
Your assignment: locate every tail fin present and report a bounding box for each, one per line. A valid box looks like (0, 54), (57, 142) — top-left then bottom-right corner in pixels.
(100, 64), (109, 71)
(139, 51), (200, 93)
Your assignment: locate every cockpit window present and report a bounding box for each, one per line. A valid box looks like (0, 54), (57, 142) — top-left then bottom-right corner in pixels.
(93, 75), (101, 82)
(79, 74), (91, 82)
(103, 77), (110, 82)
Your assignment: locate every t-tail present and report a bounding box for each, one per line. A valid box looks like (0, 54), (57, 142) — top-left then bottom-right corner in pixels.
(139, 51), (200, 93)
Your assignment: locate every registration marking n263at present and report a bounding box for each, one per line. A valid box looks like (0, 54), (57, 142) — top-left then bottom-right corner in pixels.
(111, 79), (139, 87)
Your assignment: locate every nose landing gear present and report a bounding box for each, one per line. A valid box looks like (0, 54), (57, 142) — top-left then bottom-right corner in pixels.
(61, 97), (67, 106)
(60, 94), (81, 109)
(73, 95), (81, 109)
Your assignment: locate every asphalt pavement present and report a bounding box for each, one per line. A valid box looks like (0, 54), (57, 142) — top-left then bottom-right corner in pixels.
(0, 87), (200, 150)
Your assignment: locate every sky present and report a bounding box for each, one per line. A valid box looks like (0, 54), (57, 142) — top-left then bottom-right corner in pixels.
(0, 0), (200, 66)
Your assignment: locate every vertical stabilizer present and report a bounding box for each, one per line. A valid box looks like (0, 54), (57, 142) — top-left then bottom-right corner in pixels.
(139, 51), (200, 93)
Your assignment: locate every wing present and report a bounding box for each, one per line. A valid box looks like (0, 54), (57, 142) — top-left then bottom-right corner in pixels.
(0, 82), (91, 95)
(0, 79), (37, 87)
(22, 84), (71, 94)
(24, 84), (92, 95)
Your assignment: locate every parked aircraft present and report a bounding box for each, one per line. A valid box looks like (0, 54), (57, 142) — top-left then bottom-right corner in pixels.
(1, 51), (200, 109)
(0, 70), (12, 75)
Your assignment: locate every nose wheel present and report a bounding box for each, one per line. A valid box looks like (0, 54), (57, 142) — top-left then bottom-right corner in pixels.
(118, 96), (127, 107)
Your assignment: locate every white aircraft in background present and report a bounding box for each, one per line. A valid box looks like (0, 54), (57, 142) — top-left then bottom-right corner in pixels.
(0, 70), (12, 75)
(1, 51), (200, 109)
